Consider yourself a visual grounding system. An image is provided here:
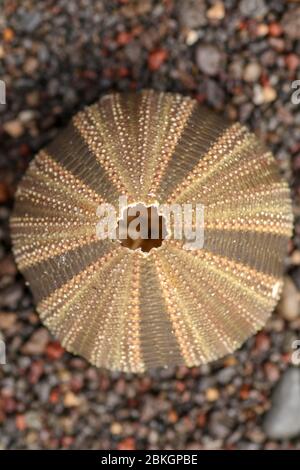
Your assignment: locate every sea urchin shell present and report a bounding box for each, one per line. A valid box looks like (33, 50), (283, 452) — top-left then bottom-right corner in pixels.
(11, 90), (293, 372)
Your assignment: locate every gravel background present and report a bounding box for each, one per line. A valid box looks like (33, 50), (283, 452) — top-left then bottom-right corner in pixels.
(1, 0), (300, 450)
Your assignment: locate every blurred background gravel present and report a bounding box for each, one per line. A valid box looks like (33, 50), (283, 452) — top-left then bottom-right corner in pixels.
(1, 0), (300, 450)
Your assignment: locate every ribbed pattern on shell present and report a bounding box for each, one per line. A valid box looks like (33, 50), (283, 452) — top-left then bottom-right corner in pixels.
(10, 90), (293, 372)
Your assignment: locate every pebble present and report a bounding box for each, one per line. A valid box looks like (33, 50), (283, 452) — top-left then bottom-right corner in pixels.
(3, 120), (24, 138)
(178, 0), (207, 29)
(24, 57), (39, 75)
(207, 2), (225, 21)
(195, 44), (222, 76)
(46, 341), (65, 360)
(21, 328), (50, 355)
(277, 277), (300, 321)
(263, 368), (300, 439)
(253, 84), (277, 105)
(148, 49), (168, 71)
(0, 284), (23, 309)
(205, 387), (220, 402)
(282, 7), (300, 40)
(239, 0), (267, 18)
(64, 391), (81, 408)
(18, 110), (36, 124)
(217, 367), (236, 385)
(110, 422), (123, 435)
(243, 62), (261, 82)
(0, 312), (17, 330)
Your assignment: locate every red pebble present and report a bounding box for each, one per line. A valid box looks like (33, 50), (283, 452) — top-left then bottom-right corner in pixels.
(268, 22), (283, 37)
(239, 384), (250, 400)
(148, 49), (168, 71)
(61, 436), (74, 448)
(117, 437), (136, 450)
(116, 31), (132, 46)
(49, 387), (60, 404)
(16, 414), (26, 431)
(46, 341), (65, 360)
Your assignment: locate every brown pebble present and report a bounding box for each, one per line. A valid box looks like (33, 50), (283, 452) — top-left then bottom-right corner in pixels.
(0, 183), (10, 203)
(207, 2), (225, 21)
(21, 328), (50, 355)
(3, 120), (24, 138)
(3, 28), (14, 42)
(206, 387), (220, 402)
(0, 312), (17, 330)
(64, 391), (81, 408)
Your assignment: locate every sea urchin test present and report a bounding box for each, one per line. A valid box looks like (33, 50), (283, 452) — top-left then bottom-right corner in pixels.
(10, 90), (293, 372)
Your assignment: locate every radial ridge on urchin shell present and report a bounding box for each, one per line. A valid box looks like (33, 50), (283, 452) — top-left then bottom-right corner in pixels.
(10, 90), (293, 373)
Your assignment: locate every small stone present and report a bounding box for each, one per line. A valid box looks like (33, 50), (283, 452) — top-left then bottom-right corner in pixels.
(24, 57), (39, 75)
(117, 437), (136, 451)
(25, 411), (42, 431)
(263, 86), (277, 103)
(240, 0), (267, 18)
(0, 255), (18, 277)
(168, 409), (178, 423)
(205, 79), (225, 108)
(0, 313), (17, 330)
(246, 428), (266, 444)
(16, 414), (26, 432)
(185, 30), (199, 46)
(21, 12), (42, 33)
(148, 49), (168, 71)
(209, 412), (231, 439)
(125, 42), (142, 62)
(26, 91), (40, 107)
(46, 341), (65, 360)
(0, 183), (10, 204)
(268, 22), (283, 38)
(243, 62), (261, 82)
(110, 422), (123, 435)
(178, 0), (206, 29)
(207, 2), (225, 21)
(2, 28), (14, 42)
(205, 387), (220, 402)
(256, 23), (269, 37)
(217, 366), (236, 385)
(277, 277), (300, 321)
(64, 391), (81, 408)
(264, 362), (280, 383)
(263, 368), (300, 439)
(18, 110), (36, 124)
(21, 328), (50, 355)
(285, 53), (300, 72)
(282, 7), (300, 40)
(0, 284), (23, 309)
(195, 44), (222, 76)
(3, 120), (24, 138)
(253, 84), (277, 105)
(255, 331), (271, 352)
(291, 250), (300, 265)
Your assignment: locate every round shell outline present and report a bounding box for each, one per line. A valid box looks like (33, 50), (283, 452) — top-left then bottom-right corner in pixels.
(11, 90), (293, 372)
